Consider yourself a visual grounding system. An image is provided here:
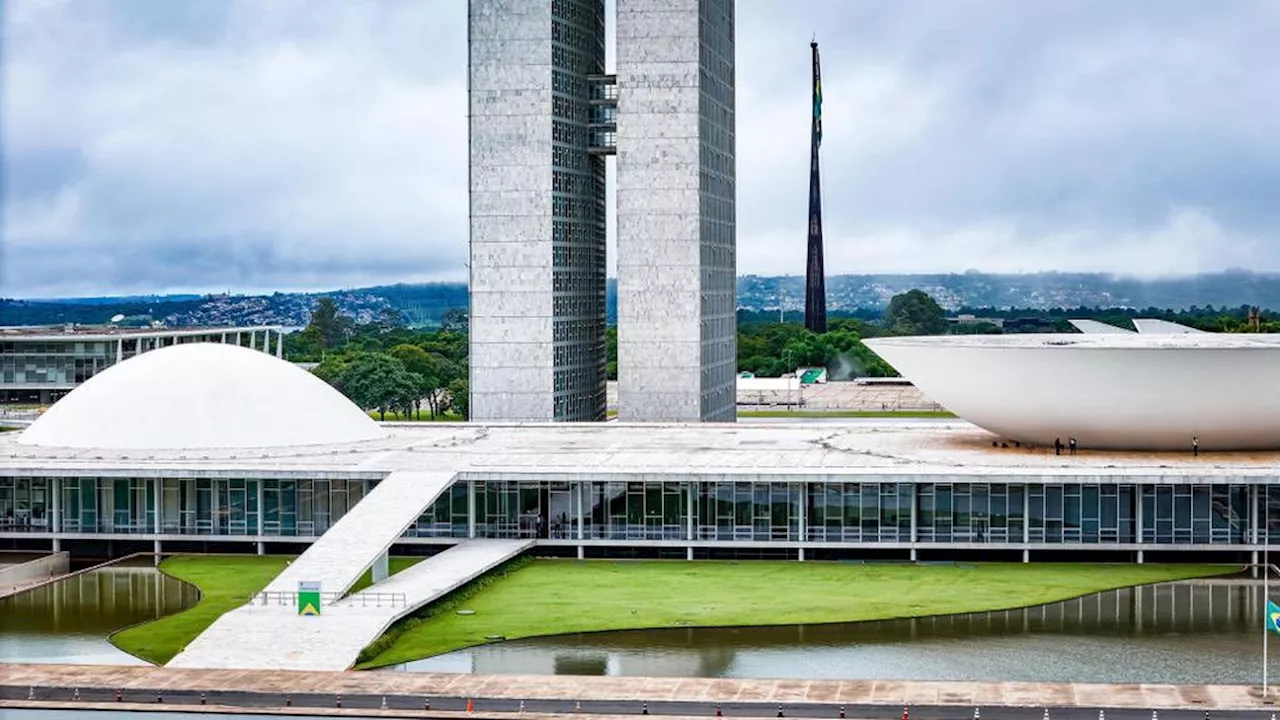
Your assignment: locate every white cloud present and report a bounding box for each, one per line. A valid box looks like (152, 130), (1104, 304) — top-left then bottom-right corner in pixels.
(3, 0), (1279, 297)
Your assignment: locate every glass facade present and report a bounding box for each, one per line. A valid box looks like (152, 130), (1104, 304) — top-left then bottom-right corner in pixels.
(1, 476), (1275, 551)
(549, 0), (608, 422)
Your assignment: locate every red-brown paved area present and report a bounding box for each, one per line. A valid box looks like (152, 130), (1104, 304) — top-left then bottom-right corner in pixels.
(0, 664), (1272, 710)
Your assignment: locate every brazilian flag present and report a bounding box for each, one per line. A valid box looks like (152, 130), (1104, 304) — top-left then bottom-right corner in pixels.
(813, 48), (823, 147)
(1268, 600), (1280, 634)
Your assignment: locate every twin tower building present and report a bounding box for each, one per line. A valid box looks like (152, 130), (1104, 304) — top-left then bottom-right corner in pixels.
(469, 0), (738, 423)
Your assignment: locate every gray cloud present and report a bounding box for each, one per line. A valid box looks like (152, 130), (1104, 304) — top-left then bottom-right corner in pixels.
(3, 0), (1279, 297)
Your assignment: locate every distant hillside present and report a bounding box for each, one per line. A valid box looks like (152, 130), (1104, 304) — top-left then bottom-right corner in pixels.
(6, 271), (1280, 328)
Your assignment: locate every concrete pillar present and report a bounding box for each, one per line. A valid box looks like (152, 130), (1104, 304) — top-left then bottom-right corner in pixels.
(153, 539), (162, 566)
(1022, 484), (1030, 562)
(687, 546), (694, 561)
(1136, 550), (1145, 564)
(50, 477), (61, 534)
(467, 480), (476, 539)
(152, 478), (161, 535)
(1253, 550), (1261, 579)
(1022, 548), (1030, 563)
(257, 541), (265, 555)
(276, 330), (284, 358)
(909, 481), (918, 562)
(372, 550), (390, 583)
(263, 329), (271, 356)
(1135, 483), (1145, 546)
(116, 339), (124, 363)
(256, 480), (265, 536)
(576, 481), (585, 560)
(797, 481), (806, 561)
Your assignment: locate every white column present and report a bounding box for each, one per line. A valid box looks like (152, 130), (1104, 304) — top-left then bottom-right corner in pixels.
(1253, 484), (1261, 578)
(1135, 483), (1145, 564)
(1022, 484), (1031, 562)
(152, 479), (160, 535)
(910, 482), (919, 562)
(467, 480), (476, 539)
(276, 330), (283, 358)
(257, 541), (265, 555)
(153, 539), (162, 566)
(797, 481), (806, 562)
(50, 477), (61, 534)
(576, 482), (585, 560)
(686, 482), (696, 561)
(256, 480), (265, 537)
(263, 329), (272, 356)
(116, 339), (124, 363)
(372, 550), (390, 583)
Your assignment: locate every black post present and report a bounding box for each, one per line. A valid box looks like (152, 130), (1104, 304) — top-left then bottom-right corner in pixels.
(805, 39), (827, 334)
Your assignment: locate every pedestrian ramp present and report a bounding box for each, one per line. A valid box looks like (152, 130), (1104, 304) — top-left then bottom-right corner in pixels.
(263, 470), (458, 596)
(168, 538), (533, 671)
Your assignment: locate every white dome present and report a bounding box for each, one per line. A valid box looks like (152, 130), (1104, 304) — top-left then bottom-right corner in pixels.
(19, 342), (386, 450)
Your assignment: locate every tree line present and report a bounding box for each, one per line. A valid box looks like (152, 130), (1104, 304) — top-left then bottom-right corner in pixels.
(290, 290), (1280, 412)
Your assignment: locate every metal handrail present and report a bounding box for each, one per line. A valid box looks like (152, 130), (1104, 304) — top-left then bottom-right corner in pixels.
(248, 590), (407, 608)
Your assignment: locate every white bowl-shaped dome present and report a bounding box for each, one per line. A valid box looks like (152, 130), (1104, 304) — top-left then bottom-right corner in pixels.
(19, 342), (386, 450)
(865, 334), (1280, 451)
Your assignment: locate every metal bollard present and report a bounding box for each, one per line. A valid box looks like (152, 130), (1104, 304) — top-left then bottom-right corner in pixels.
(839, 705), (845, 719)
(336, 694), (342, 709)
(974, 708), (980, 720)
(778, 703), (785, 718)
(643, 701), (650, 715)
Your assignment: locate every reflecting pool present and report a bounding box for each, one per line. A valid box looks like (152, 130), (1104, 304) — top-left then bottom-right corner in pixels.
(0, 561), (199, 664)
(394, 580), (1267, 684)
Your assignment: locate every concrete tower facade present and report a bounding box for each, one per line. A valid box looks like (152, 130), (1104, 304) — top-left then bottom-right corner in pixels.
(468, 0), (608, 422)
(615, 0), (737, 422)
(469, 0), (735, 423)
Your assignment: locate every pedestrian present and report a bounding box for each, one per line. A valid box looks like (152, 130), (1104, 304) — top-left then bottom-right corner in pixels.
(1054, 437), (1062, 456)
(1192, 436), (1199, 457)
(1068, 437), (1077, 455)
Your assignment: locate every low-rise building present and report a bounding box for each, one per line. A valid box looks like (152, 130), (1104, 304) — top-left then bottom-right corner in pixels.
(0, 325), (284, 405)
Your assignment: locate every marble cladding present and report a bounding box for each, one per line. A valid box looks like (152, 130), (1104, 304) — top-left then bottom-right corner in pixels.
(616, 0), (736, 423)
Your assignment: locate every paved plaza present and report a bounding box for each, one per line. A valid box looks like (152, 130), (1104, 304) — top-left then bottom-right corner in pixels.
(0, 664), (1271, 711)
(606, 381), (941, 412)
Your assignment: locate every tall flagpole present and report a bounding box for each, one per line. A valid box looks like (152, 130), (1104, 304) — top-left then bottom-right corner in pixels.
(1265, 516), (1270, 696)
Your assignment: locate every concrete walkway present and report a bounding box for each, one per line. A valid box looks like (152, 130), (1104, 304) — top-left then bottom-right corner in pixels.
(169, 469), (530, 671)
(167, 539), (531, 671)
(264, 470), (458, 596)
(0, 664), (1271, 710)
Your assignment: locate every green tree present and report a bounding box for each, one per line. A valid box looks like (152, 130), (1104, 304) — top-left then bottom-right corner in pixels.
(390, 343), (452, 419)
(606, 326), (617, 380)
(446, 378), (469, 420)
(884, 289), (947, 335)
(307, 297), (354, 350)
(335, 353), (421, 421)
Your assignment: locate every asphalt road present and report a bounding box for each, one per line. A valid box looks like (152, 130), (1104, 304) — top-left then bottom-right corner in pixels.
(0, 684), (1268, 719)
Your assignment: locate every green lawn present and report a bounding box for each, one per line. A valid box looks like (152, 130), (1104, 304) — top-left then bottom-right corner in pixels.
(368, 411), (464, 422)
(111, 555), (290, 664)
(357, 560), (1236, 668)
(738, 409), (956, 418)
(111, 555), (422, 665)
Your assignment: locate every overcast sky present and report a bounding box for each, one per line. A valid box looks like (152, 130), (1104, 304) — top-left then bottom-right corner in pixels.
(3, 0), (1279, 298)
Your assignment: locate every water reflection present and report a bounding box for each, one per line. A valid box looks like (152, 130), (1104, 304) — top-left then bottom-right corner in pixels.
(0, 563), (200, 664)
(395, 581), (1268, 684)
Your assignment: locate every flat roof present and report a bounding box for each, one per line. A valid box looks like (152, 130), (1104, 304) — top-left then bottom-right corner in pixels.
(0, 325), (283, 340)
(869, 333), (1280, 350)
(2, 420), (1275, 480)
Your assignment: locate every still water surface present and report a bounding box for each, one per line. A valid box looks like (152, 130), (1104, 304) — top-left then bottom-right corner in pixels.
(394, 580), (1267, 684)
(0, 561), (199, 665)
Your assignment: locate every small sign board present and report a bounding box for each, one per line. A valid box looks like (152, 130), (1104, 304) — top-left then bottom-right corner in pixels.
(298, 581), (321, 616)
